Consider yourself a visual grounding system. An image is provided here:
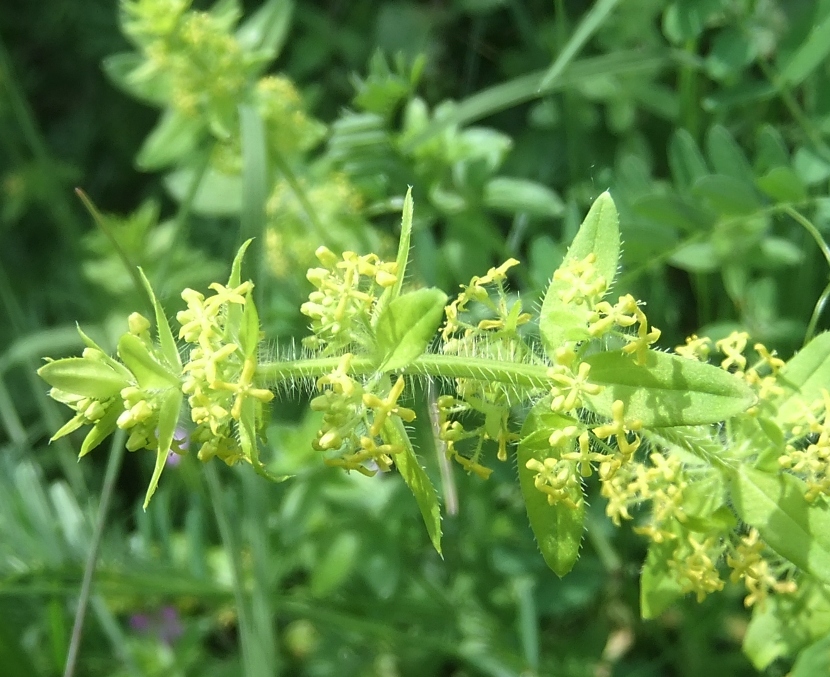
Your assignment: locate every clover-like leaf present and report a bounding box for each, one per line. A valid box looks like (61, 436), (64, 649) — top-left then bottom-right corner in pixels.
(582, 350), (755, 426)
(375, 287), (448, 372)
(517, 399), (584, 577)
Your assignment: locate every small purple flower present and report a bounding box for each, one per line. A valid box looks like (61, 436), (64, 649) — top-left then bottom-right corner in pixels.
(128, 606), (184, 645)
(166, 425), (190, 466)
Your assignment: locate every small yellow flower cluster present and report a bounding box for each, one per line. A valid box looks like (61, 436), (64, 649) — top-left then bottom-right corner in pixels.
(669, 535), (725, 602)
(177, 281), (274, 464)
(438, 259), (530, 474)
(553, 253), (608, 306)
(301, 246), (398, 352)
(525, 457), (582, 509)
(727, 529), (797, 608)
(779, 390), (830, 502)
(311, 355), (415, 476)
(442, 258), (527, 341)
(599, 451), (685, 533)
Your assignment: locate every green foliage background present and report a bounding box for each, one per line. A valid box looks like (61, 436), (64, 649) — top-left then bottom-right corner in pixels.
(2, 0), (830, 675)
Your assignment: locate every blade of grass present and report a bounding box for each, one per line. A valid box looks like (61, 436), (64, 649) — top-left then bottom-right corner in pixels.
(206, 464), (274, 677)
(402, 49), (670, 152)
(63, 429), (126, 677)
(538, 0), (622, 91)
(239, 105), (270, 304)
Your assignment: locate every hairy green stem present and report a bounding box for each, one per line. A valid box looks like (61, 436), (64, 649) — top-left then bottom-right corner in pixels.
(256, 353), (552, 391)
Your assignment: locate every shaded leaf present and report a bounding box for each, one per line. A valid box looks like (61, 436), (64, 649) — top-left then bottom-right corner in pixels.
(582, 350), (755, 426)
(517, 400), (584, 576)
(375, 288), (448, 371)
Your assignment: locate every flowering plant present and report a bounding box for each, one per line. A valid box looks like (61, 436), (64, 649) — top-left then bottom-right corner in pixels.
(39, 191), (830, 622)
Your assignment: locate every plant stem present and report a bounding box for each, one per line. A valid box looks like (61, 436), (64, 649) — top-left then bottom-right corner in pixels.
(256, 352), (552, 391)
(63, 430), (126, 677)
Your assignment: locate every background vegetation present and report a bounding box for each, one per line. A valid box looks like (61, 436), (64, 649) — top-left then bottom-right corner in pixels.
(2, 0), (830, 675)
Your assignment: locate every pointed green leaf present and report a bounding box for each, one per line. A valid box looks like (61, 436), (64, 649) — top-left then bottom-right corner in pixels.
(118, 333), (179, 389)
(705, 124), (755, 183)
(731, 467), (830, 584)
(136, 109), (202, 171)
(225, 239), (254, 342)
(539, 191), (620, 356)
(374, 188), (415, 326)
(384, 416), (442, 554)
(375, 288), (448, 371)
(517, 400), (584, 577)
(143, 388), (182, 509)
(483, 177), (565, 218)
(138, 268), (181, 371)
(668, 128), (709, 190)
(775, 332), (830, 425)
(79, 405), (121, 458)
(780, 14), (830, 87)
(757, 166), (808, 203)
(640, 539), (685, 618)
(236, 0), (294, 60)
(50, 413), (87, 442)
(38, 358), (131, 399)
(582, 350), (755, 426)
(692, 174), (761, 215)
(239, 292), (261, 359)
(75, 325), (133, 377)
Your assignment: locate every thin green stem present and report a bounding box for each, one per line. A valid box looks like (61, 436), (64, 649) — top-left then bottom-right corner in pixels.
(256, 352), (552, 391)
(783, 206), (830, 269)
(205, 464), (260, 677)
(804, 279), (830, 346)
(63, 430), (126, 677)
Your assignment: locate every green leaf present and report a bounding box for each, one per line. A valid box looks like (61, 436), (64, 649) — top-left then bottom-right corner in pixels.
(165, 167), (242, 216)
(705, 27), (756, 80)
(775, 332), (830, 425)
(138, 269), (181, 371)
(236, 0), (294, 61)
(517, 400), (584, 577)
(102, 52), (169, 105)
(483, 177), (565, 218)
(744, 579), (830, 670)
(669, 240), (720, 273)
(631, 192), (714, 232)
(539, 0), (621, 90)
(374, 187), (415, 325)
(384, 417), (442, 554)
(668, 128), (709, 191)
(310, 532), (360, 597)
(136, 109), (203, 171)
(791, 633), (830, 677)
(225, 239), (254, 342)
(692, 175), (761, 215)
(731, 467), (830, 584)
(117, 333), (179, 389)
(705, 125), (755, 183)
(780, 14), (830, 87)
(582, 350), (755, 427)
(539, 191), (620, 356)
(79, 404), (121, 458)
(640, 539), (685, 618)
(240, 292), (261, 359)
(374, 288), (448, 371)
(38, 358), (131, 399)
(757, 167), (808, 203)
(143, 388), (183, 509)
